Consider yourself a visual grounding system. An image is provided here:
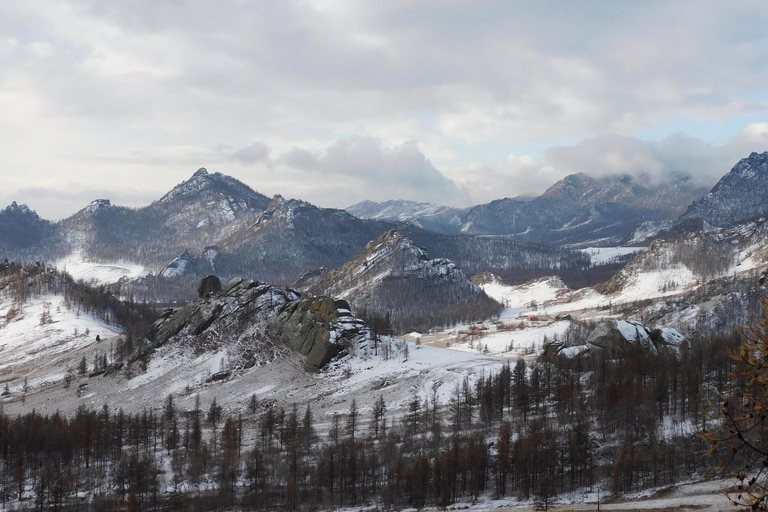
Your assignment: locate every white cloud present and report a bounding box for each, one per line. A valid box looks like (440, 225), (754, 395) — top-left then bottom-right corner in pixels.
(1, 1), (768, 217)
(279, 136), (469, 206)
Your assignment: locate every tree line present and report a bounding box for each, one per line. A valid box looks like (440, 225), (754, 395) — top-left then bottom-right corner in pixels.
(0, 322), (749, 511)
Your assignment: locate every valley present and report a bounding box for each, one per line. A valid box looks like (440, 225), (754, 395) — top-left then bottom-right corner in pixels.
(0, 152), (766, 511)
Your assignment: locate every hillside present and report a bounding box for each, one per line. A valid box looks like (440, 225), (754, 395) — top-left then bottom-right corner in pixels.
(675, 151), (768, 232)
(295, 230), (503, 332)
(458, 173), (706, 246)
(0, 202), (64, 260)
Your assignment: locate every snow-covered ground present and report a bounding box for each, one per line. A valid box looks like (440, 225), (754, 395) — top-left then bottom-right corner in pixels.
(582, 246), (644, 266)
(445, 321), (572, 357)
(0, 293), (120, 394)
(54, 251), (147, 285)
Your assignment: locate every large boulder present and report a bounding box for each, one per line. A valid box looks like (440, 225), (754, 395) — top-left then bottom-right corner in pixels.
(197, 274), (222, 298)
(267, 297), (369, 372)
(147, 278), (369, 372)
(584, 319), (686, 355)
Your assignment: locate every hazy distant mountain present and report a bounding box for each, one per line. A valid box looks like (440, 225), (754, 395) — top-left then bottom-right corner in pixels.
(0, 202), (62, 260)
(458, 173), (707, 246)
(346, 199), (469, 234)
(295, 230), (502, 332)
(674, 152), (768, 232)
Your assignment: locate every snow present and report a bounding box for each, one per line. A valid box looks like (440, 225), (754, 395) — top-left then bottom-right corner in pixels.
(482, 263), (701, 321)
(616, 320), (650, 344)
(55, 251), (146, 285)
(483, 276), (567, 311)
(448, 321), (572, 357)
(582, 246), (643, 266)
(0, 293), (120, 394)
(661, 327), (685, 346)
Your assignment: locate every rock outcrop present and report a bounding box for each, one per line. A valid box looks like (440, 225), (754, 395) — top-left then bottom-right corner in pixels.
(585, 319), (687, 355)
(549, 318), (686, 359)
(267, 297), (369, 372)
(197, 275), (222, 297)
(148, 278), (370, 372)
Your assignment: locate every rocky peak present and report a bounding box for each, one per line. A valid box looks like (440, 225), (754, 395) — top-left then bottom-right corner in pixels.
(254, 195), (315, 228)
(156, 168), (270, 212)
(3, 202), (34, 217)
(85, 199), (111, 214)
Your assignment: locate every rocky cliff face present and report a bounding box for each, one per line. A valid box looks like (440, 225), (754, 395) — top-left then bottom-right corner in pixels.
(148, 277), (370, 373)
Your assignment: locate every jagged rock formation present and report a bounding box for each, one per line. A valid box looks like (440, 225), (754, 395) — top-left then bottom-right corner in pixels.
(346, 199), (469, 235)
(159, 250), (197, 279)
(674, 152), (768, 233)
(197, 275), (222, 297)
(458, 173), (706, 246)
(295, 230), (502, 332)
(148, 277), (370, 372)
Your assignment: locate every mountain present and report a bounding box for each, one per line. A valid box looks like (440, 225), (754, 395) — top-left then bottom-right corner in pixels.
(675, 151), (768, 232)
(58, 168), (271, 266)
(458, 173), (707, 246)
(0, 202), (63, 260)
(345, 199), (469, 234)
(294, 230), (502, 332)
(214, 195), (395, 285)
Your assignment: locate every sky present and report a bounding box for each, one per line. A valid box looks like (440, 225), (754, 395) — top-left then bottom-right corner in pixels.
(2, 0), (768, 220)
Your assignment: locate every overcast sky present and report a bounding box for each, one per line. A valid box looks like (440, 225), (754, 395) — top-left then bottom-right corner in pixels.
(3, 1), (768, 220)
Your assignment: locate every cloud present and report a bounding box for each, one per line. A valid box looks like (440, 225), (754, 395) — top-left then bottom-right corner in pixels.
(279, 136), (470, 205)
(1, 185), (159, 222)
(446, 128), (768, 206)
(2, 2), (768, 218)
(225, 142), (272, 166)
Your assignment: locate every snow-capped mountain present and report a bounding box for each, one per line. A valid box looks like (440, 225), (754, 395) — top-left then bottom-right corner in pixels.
(345, 199), (469, 234)
(458, 173), (707, 246)
(295, 230), (502, 332)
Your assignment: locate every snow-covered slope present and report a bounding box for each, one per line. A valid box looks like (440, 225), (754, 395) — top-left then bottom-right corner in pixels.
(0, 293), (120, 395)
(346, 199), (469, 234)
(475, 217), (768, 340)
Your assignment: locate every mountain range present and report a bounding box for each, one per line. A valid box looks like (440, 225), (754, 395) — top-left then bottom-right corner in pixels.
(1, 151), (767, 295)
(349, 173), (709, 246)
